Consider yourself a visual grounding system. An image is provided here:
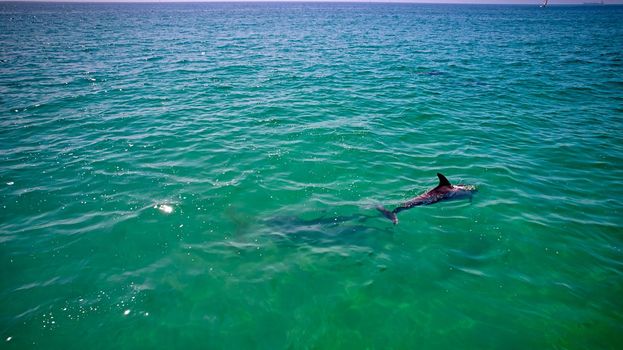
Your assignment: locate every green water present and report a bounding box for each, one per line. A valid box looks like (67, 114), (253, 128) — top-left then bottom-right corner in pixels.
(1, 2), (622, 349)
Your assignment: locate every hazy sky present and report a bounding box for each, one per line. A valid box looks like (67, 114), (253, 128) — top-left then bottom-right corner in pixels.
(10, 0), (623, 3)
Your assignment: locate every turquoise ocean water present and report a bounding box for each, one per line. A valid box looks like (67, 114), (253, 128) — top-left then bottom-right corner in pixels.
(1, 2), (622, 348)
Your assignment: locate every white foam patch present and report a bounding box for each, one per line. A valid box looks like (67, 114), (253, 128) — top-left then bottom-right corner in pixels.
(458, 267), (487, 277)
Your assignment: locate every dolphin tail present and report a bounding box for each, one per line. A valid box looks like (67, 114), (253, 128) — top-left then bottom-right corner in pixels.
(376, 206), (398, 225)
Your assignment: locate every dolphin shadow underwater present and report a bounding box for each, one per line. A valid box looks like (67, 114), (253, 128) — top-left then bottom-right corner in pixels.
(377, 173), (477, 225)
(262, 211), (394, 247)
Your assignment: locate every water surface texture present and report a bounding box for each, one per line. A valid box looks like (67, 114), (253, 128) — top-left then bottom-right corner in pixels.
(1, 2), (622, 349)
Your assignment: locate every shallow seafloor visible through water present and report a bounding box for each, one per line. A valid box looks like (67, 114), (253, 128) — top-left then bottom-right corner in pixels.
(1, 2), (622, 349)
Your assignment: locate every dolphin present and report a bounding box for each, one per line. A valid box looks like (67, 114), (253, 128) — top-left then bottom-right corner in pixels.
(377, 173), (477, 224)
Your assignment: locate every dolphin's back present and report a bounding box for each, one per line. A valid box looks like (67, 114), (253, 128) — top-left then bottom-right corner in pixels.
(377, 173), (475, 224)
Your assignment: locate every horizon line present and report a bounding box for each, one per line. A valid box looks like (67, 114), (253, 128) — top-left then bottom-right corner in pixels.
(0, 0), (619, 4)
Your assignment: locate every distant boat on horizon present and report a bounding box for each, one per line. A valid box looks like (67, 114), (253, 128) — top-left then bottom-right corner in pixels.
(540, 0), (549, 8)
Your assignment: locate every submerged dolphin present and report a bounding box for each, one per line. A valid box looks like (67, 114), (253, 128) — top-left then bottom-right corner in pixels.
(377, 173), (476, 225)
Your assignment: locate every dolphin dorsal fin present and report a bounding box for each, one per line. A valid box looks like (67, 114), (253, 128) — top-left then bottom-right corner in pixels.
(437, 173), (452, 187)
